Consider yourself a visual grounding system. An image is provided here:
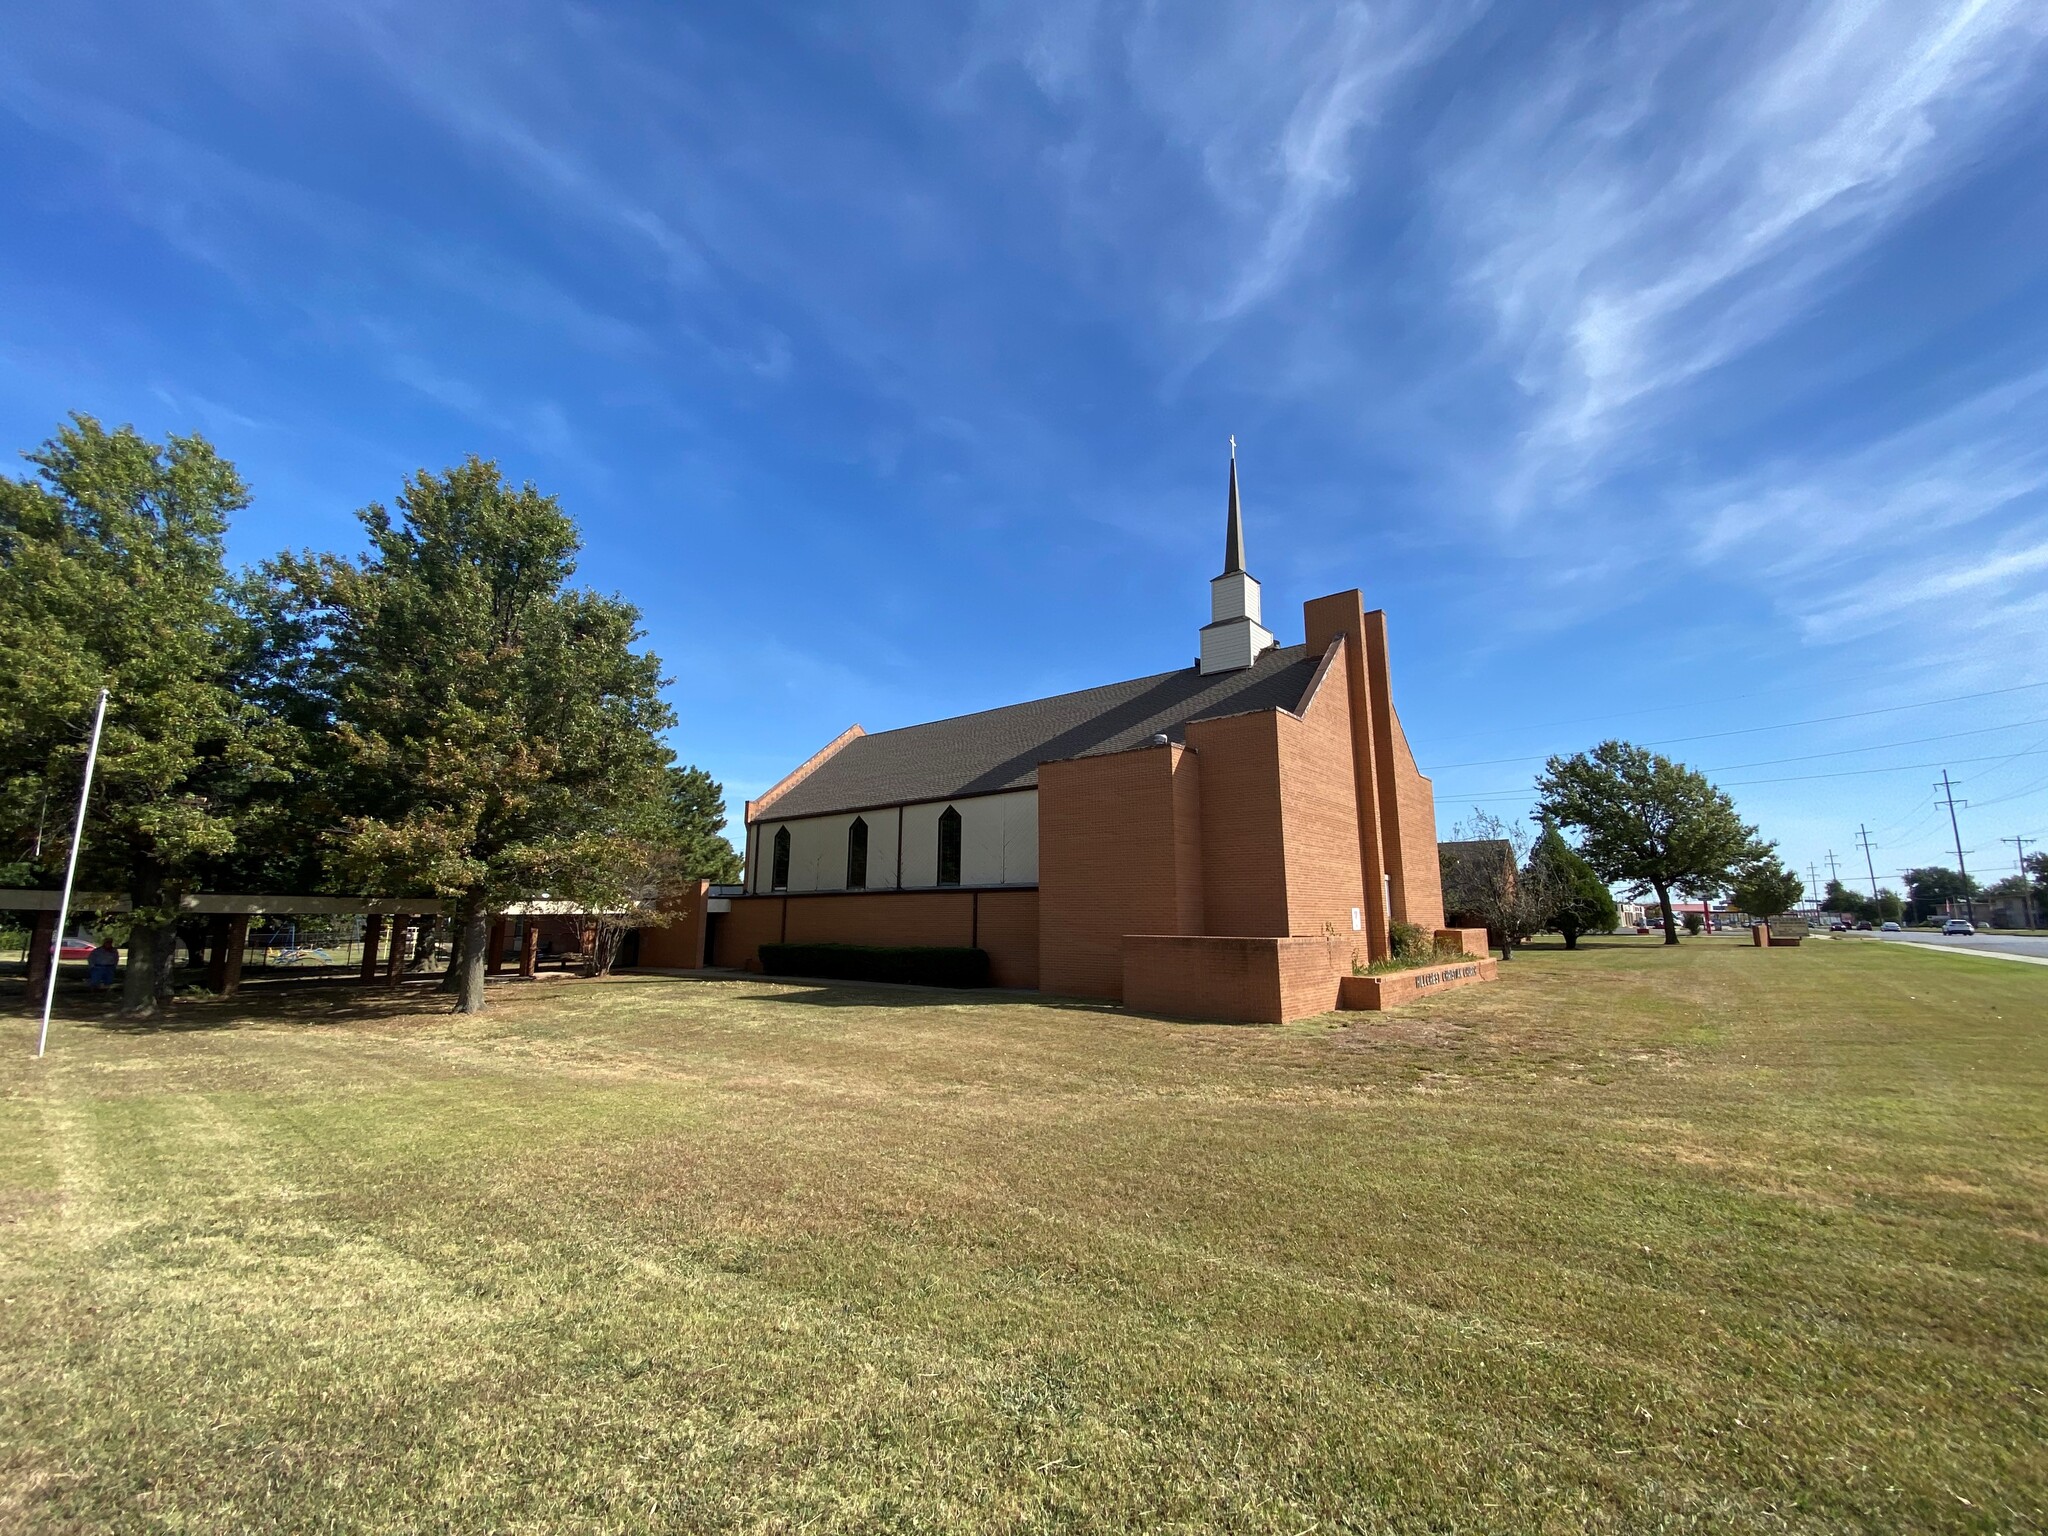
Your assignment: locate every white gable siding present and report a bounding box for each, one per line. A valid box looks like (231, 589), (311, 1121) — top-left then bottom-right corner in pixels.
(752, 791), (1037, 892)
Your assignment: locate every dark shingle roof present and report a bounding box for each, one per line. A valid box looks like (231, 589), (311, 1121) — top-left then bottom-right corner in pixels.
(762, 644), (1319, 820)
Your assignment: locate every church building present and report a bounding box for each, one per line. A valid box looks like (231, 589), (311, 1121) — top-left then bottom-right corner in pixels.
(696, 451), (1455, 1023)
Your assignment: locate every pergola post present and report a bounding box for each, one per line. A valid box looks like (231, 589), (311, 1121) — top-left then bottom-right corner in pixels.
(386, 917), (409, 988)
(204, 914), (231, 992)
(519, 921), (539, 978)
(25, 909), (55, 996)
(219, 914), (248, 997)
(359, 914), (384, 982)
(487, 917), (508, 976)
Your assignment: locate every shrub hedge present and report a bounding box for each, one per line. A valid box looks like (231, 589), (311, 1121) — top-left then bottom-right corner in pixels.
(757, 942), (992, 989)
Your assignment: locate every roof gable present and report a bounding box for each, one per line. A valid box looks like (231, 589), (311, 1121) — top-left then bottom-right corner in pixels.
(760, 644), (1317, 821)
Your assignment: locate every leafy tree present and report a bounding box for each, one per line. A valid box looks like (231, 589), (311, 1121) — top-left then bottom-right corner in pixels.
(547, 763), (742, 978)
(0, 416), (294, 1017)
(1527, 821), (1617, 949)
(1732, 862), (1806, 923)
(1872, 887), (1905, 924)
(1682, 911), (1704, 936)
(1820, 880), (1873, 921)
(266, 458), (675, 1013)
(1440, 810), (1555, 961)
(1984, 874), (2038, 928)
(1902, 866), (1976, 923)
(1534, 741), (1770, 946)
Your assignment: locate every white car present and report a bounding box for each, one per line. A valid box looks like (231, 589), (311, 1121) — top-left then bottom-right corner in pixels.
(1880, 921), (1902, 932)
(1941, 919), (1975, 936)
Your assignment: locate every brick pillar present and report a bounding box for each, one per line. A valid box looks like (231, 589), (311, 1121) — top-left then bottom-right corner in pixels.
(519, 921), (539, 978)
(486, 917), (508, 975)
(219, 914), (249, 997)
(1304, 592), (1391, 961)
(25, 909), (55, 996)
(386, 918), (409, 987)
(359, 914), (384, 982)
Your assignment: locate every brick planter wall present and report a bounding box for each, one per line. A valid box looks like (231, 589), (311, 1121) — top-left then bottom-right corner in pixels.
(1337, 957), (1497, 1010)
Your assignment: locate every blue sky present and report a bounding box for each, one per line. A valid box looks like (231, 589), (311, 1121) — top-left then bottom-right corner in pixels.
(6, 1), (2048, 898)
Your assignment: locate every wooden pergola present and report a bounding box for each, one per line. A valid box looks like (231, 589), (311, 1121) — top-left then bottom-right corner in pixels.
(2, 890), (447, 998)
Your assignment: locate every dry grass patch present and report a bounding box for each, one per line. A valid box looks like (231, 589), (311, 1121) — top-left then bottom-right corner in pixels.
(1, 937), (2043, 1532)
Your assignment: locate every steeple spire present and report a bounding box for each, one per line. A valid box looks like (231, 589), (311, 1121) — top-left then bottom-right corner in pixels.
(1199, 436), (1275, 675)
(1223, 435), (1245, 575)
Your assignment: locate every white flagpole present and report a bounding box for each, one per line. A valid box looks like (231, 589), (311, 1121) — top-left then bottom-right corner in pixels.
(37, 688), (109, 1059)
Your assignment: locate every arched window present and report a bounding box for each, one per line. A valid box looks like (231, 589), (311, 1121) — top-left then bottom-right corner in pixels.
(771, 826), (791, 891)
(846, 816), (868, 890)
(936, 805), (962, 887)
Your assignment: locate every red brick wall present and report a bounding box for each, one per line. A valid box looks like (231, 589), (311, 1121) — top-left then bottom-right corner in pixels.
(974, 889), (1041, 989)
(711, 889), (1041, 988)
(1183, 711), (1290, 938)
(1275, 642), (1368, 967)
(711, 897), (786, 970)
(1039, 743), (1197, 999)
(786, 891), (972, 948)
(1123, 934), (1345, 1023)
(1390, 712), (1447, 934)
(1304, 594), (1390, 960)
(635, 880), (709, 968)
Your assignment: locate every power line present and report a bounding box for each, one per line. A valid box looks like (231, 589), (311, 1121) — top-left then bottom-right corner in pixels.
(1447, 748), (2046, 804)
(1424, 679), (2048, 772)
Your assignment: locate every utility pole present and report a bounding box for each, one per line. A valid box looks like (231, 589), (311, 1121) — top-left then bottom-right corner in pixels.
(1856, 825), (1880, 900)
(1935, 770), (1973, 922)
(1806, 863), (1822, 910)
(1824, 850), (1842, 890)
(37, 689), (108, 1059)
(2005, 835), (2038, 930)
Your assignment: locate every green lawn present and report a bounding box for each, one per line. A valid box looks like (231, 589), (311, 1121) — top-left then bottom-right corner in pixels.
(2, 939), (2043, 1533)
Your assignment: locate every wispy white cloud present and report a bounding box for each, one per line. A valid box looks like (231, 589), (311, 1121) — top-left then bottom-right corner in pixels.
(1437, 0), (2048, 507)
(1681, 364), (2048, 655)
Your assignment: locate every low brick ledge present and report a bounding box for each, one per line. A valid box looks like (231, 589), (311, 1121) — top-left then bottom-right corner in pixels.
(1338, 957), (1497, 1011)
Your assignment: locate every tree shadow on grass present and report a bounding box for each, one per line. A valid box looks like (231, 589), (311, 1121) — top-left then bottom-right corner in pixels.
(734, 976), (1121, 1015)
(7, 973), (500, 1035)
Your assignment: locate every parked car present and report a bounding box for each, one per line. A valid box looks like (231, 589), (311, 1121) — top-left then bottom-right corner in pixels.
(1881, 921), (1902, 932)
(1941, 918), (1975, 936)
(57, 936), (96, 961)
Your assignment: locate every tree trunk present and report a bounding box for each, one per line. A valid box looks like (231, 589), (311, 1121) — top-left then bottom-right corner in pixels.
(409, 914), (441, 971)
(1654, 880), (1679, 945)
(117, 918), (179, 1020)
(454, 903), (490, 1014)
(1561, 922), (1580, 951)
(440, 914), (468, 993)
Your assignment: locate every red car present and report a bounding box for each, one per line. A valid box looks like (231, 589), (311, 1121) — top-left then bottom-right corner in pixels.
(57, 937), (97, 961)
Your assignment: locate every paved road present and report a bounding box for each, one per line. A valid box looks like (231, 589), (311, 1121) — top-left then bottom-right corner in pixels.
(1855, 930), (2048, 965)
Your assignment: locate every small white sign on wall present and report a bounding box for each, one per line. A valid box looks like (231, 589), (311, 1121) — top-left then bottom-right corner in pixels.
(1351, 908), (1362, 931)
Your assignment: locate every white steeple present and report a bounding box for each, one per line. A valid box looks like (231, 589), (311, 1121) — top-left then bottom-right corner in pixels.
(1199, 438), (1276, 674)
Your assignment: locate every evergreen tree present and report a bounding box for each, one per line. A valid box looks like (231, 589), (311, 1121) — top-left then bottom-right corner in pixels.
(267, 458), (675, 1013)
(0, 417), (294, 1016)
(1527, 822), (1618, 950)
(658, 764), (743, 884)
